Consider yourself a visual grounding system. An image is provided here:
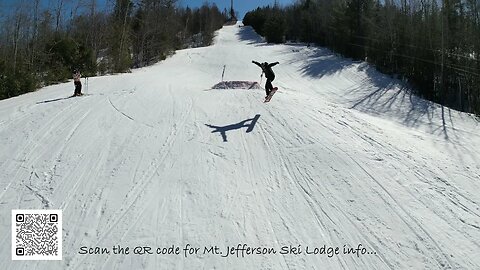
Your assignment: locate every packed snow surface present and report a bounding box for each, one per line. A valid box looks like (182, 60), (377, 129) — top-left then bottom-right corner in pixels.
(1, 23), (479, 269)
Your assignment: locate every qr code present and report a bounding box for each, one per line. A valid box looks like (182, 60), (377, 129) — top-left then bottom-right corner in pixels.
(12, 210), (62, 260)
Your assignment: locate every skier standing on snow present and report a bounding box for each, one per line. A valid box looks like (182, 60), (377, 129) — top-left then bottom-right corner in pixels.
(252, 61), (279, 98)
(73, 69), (83, 96)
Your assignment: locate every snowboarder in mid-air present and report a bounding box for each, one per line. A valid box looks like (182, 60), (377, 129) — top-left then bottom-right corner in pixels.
(72, 69), (83, 96)
(252, 60), (279, 100)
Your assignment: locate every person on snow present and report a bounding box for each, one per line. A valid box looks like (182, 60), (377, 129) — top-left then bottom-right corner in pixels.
(252, 60), (279, 98)
(73, 69), (82, 96)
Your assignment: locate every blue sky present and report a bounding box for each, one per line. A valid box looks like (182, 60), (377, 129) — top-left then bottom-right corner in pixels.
(178, 0), (296, 18)
(1, 0), (297, 19)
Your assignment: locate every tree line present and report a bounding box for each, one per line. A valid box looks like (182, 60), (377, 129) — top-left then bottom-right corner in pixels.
(0, 0), (228, 99)
(244, 0), (480, 115)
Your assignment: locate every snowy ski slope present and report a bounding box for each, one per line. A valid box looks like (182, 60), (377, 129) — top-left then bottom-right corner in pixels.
(1, 22), (479, 269)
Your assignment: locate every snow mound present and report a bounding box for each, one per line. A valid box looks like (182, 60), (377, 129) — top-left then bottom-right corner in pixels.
(212, 81), (262, 90)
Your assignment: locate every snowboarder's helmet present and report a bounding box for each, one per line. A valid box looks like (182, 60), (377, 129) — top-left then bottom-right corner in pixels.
(263, 62), (268, 66)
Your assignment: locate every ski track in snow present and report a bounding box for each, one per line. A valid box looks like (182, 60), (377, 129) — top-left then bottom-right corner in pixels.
(1, 23), (480, 269)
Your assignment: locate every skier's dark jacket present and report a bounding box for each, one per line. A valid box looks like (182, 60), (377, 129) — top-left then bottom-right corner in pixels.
(253, 61), (279, 80)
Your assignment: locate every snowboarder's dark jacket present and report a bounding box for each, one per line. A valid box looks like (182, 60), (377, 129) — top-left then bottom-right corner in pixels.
(252, 61), (279, 80)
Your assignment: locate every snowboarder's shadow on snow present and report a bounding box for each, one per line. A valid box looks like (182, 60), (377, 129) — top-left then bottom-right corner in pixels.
(205, 114), (260, 142)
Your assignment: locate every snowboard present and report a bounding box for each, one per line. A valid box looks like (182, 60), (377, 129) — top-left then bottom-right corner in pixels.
(37, 93), (89, 104)
(264, 87), (278, 103)
(70, 93), (90, 98)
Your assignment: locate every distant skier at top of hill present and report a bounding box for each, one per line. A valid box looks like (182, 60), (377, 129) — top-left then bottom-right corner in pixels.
(252, 61), (279, 98)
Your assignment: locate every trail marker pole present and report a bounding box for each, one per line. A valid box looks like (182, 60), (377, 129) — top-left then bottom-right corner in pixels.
(222, 65), (226, 81)
(222, 65), (226, 88)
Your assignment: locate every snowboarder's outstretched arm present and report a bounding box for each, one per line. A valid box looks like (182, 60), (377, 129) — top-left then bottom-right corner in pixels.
(252, 61), (262, 68)
(269, 62), (279, 67)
